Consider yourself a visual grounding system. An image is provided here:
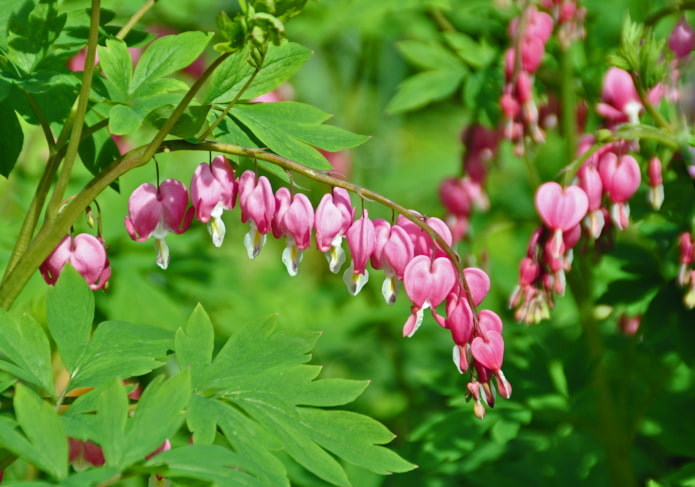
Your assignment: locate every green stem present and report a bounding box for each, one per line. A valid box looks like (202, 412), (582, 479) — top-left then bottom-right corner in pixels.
(116, 0), (158, 40)
(567, 257), (636, 487)
(632, 73), (671, 132)
(644, 0), (695, 27)
(45, 0), (101, 221)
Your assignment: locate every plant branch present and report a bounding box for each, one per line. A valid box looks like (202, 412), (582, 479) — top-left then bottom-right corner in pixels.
(45, 0), (101, 221)
(116, 0), (158, 40)
(159, 139), (483, 330)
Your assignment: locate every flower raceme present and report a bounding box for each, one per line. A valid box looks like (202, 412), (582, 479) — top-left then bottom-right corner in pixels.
(40, 233), (111, 290)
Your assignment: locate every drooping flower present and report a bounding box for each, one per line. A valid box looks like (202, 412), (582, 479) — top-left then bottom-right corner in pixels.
(125, 180), (194, 269)
(669, 17), (695, 59)
(190, 156), (237, 247)
(69, 438), (105, 471)
(40, 234), (111, 290)
(343, 209), (377, 296)
(402, 255), (457, 337)
(598, 153), (641, 230)
(273, 188), (315, 276)
(314, 187), (355, 273)
(596, 67), (662, 125)
(238, 171), (276, 259)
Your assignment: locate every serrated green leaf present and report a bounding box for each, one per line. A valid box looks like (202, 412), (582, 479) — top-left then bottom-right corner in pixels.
(206, 317), (317, 389)
(122, 371), (191, 466)
(130, 31), (212, 97)
(98, 39), (132, 103)
(298, 408), (416, 475)
(397, 39), (461, 70)
(145, 444), (267, 486)
(387, 67), (466, 114)
(0, 99), (24, 177)
(6, 0), (67, 75)
(108, 104), (143, 135)
(175, 304), (214, 389)
(13, 384), (68, 479)
(69, 321), (173, 390)
(230, 101), (365, 170)
(46, 265), (94, 374)
(0, 309), (54, 395)
(239, 393), (351, 486)
(205, 41), (311, 104)
(97, 379), (129, 468)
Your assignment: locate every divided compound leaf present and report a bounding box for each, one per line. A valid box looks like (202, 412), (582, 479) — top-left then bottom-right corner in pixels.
(174, 303), (214, 389)
(46, 265), (94, 374)
(0, 309), (54, 395)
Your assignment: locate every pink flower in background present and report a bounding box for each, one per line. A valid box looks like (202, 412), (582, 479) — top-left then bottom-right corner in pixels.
(596, 67), (662, 125)
(669, 17), (695, 58)
(124, 180), (194, 269)
(40, 234), (111, 290)
(598, 153), (641, 230)
(190, 156), (237, 247)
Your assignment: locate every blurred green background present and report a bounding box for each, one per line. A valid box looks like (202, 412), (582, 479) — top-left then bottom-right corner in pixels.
(2, 0), (695, 485)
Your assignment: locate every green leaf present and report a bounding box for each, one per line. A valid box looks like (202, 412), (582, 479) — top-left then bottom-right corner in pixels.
(0, 309), (54, 395)
(108, 104), (143, 135)
(442, 32), (496, 69)
(130, 31), (212, 98)
(396, 39), (461, 70)
(230, 101), (367, 170)
(145, 444), (267, 486)
(60, 467), (122, 487)
(13, 384), (67, 480)
(69, 321), (173, 390)
(146, 103), (210, 138)
(298, 408), (416, 475)
(387, 67), (466, 113)
(6, 0), (67, 75)
(122, 371), (191, 466)
(46, 265), (94, 374)
(0, 99), (24, 177)
(97, 38), (132, 103)
(175, 303), (214, 389)
(97, 379), (129, 468)
(205, 41), (311, 104)
(78, 110), (121, 190)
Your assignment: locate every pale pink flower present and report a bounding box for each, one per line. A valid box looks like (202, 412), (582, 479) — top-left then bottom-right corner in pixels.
(190, 156), (237, 247)
(40, 234), (111, 290)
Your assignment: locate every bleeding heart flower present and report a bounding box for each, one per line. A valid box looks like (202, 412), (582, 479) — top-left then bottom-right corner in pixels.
(190, 156), (237, 247)
(343, 209), (377, 295)
(315, 187), (355, 273)
(471, 330), (505, 372)
(124, 179), (194, 269)
(238, 171), (276, 259)
(40, 234), (111, 290)
(535, 182), (589, 232)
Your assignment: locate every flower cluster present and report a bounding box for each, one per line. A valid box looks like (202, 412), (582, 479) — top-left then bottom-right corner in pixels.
(124, 156), (512, 416)
(510, 182), (588, 323)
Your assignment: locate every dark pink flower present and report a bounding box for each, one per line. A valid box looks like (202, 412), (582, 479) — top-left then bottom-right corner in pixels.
(238, 171), (276, 259)
(69, 438), (105, 471)
(40, 234), (111, 290)
(343, 210), (377, 296)
(124, 180), (194, 269)
(647, 156), (664, 209)
(190, 156), (237, 247)
(314, 187), (355, 273)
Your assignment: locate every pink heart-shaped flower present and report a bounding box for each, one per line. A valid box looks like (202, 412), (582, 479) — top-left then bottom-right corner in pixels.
(599, 153), (641, 203)
(404, 255), (456, 309)
(471, 330), (504, 371)
(535, 182), (589, 231)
